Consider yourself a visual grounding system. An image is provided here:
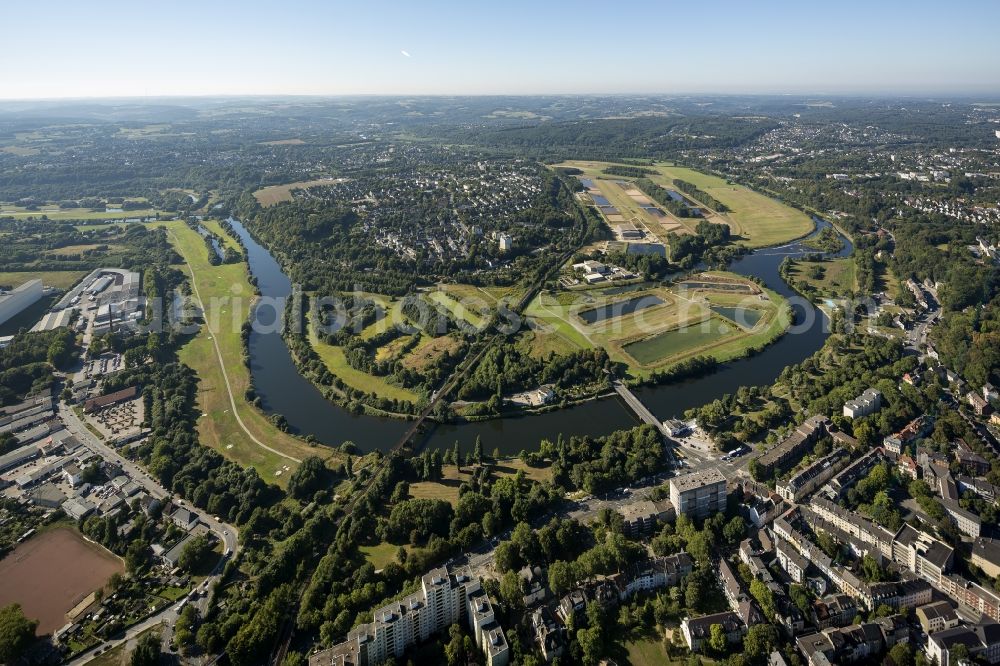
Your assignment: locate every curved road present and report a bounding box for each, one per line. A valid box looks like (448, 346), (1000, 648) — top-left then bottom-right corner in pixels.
(59, 403), (239, 665)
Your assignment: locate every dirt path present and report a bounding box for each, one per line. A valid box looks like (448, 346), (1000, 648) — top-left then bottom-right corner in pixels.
(170, 229), (302, 464)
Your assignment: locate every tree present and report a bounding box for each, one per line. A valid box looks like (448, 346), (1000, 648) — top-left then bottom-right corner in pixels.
(887, 642), (914, 666)
(723, 516), (746, 547)
(743, 624), (778, 661)
(178, 534), (214, 573)
(286, 456), (331, 500)
(708, 623), (727, 653)
(444, 624), (467, 666)
(499, 570), (524, 611)
(129, 631), (162, 666)
(0, 603), (37, 664)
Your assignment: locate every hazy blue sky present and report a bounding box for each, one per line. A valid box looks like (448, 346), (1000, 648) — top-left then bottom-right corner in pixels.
(2, 0), (998, 98)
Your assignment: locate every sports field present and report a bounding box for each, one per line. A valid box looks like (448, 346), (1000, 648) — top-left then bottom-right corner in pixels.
(555, 161), (814, 248)
(523, 272), (789, 375)
(159, 221), (335, 482)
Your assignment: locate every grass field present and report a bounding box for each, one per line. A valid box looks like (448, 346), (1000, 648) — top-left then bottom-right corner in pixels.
(160, 221), (336, 483)
(409, 459), (551, 505)
(624, 317), (735, 364)
(555, 160), (814, 248)
(427, 290), (488, 328)
(787, 257), (857, 297)
(0, 269), (87, 290)
(200, 218), (241, 252)
(0, 205), (161, 221)
(307, 311), (420, 404)
(400, 335), (463, 372)
(253, 177), (348, 207)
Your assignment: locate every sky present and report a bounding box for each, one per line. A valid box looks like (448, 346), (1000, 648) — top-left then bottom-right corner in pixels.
(2, 0), (998, 99)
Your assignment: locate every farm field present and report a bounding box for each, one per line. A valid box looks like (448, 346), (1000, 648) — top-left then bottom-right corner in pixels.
(0, 528), (123, 634)
(555, 160), (814, 248)
(522, 272), (789, 376)
(253, 177), (349, 206)
(0, 205), (161, 221)
(399, 334), (463, 372)
(159, 221), (334, 482)
(0, 269), (87, 290)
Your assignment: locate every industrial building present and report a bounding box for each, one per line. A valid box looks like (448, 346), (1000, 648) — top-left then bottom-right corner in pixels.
(0, 279), (43, 326)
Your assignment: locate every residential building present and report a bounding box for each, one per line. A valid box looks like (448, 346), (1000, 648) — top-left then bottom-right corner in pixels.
(669, 469), (727, 518)
(843, 389), (882, 419)
(883, 415), (932, 455)
(777, 449), (849, 502)
(619, 500), (663, 539)
(309, 567), (508, 666)
(821, 448), (884, 499)
(972, 537), (1000, 579)
(530, 606), (566, 663)
(776, 538), (809, 583)
(682, 611), (746, 652)
(916, 601), (960, 634)
(969, 391), (992, 416)
(927, 626), (984, 666)
(756, 416), (830, 479)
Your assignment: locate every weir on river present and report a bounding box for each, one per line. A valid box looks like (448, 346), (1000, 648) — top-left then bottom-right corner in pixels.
(227, 217), (852, 456)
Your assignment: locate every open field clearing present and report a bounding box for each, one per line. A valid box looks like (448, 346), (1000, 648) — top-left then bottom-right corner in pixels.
(200, 218), (242, 252)
(0, 205), (161, 221)
(409, 459), (552, 505)
(0, 528), (123, 634)
(159, 221), (334, 481)
(259, 138), (306, 145)
(428, 290), (488, 328)
(0, 269), (87, 290)
(307, 312), (420, 403)
(253, 177), (348, 206)
(524, 272), (788, 375)
(2, 145), (40, 156)
(556, 160), (814, 248)
(787, 257), (857, 297)
(375, 334), (417, 362)
(400, 334), (463, 372)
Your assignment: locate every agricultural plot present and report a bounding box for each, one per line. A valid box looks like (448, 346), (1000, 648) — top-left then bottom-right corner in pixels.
(557, 160), (814, 248)
(0, 205), (160, 221)
(0, 269), (87, 290)
(252, 177), (349, 206)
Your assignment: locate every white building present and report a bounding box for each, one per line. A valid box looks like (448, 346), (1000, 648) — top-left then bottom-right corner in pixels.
(843, 389), (882, 419)
(310, 567), (508, 666)
(0, 279), (43, 326)
(498, 233), (513, 252)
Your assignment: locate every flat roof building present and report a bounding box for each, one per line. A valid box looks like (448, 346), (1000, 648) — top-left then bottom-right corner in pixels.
(670, 469), (727, 518)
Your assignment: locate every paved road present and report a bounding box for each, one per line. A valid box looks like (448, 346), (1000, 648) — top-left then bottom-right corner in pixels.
(59, 402), (239, 665)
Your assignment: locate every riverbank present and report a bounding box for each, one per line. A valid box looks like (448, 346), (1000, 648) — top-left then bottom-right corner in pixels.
(221, 215), (851, 456)
(159, 221), (338, 481)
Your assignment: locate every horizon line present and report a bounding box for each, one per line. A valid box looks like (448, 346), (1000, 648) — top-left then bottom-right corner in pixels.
(2, 90), (1000, 103)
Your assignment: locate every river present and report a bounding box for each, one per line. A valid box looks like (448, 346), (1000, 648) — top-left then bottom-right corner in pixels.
(228, 218), (852, 455)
